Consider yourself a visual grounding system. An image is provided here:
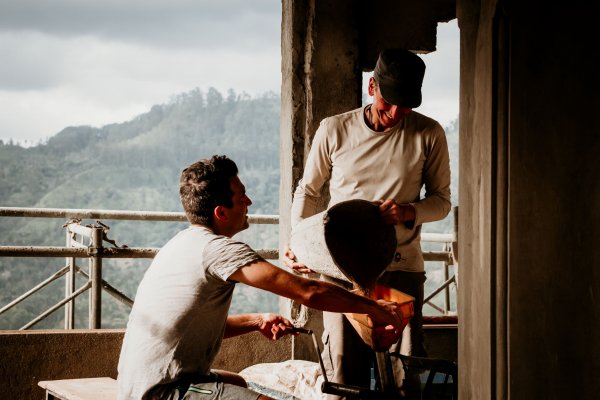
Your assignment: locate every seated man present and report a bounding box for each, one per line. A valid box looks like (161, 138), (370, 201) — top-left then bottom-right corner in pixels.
(117, 155), (404, 400)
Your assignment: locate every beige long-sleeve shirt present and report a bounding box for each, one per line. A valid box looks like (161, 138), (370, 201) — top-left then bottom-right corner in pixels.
(291, 106), (451, 272)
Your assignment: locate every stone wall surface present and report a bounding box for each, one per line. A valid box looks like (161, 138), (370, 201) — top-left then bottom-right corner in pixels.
(0, 327), (455, 399)
(0, 330), (291, 399)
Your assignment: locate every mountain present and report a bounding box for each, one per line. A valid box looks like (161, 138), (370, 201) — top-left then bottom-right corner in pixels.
(0, 87), (458, 329)
(0, 87), (281, 329)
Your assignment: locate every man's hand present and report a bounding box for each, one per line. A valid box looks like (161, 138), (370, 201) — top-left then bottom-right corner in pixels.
(377, 199), (416, 225)
(283, 243), (315, 274)
(370, 298), (406, 351)
(257, 313), (299, 341)
(373, 299), (404, 327)
(372, 324), (403, 351)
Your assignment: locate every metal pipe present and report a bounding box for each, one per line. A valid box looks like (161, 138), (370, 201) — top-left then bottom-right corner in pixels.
(0, 246), (278, 260)
(427, 301), (446, 314)
(424, 275), (456, 303)
(101, 247), (158, 258)
(422, 251), (453, 263)
(375, 351), (397, 394)
(0, 207), (453, 330)
(67, 223), (95, 238)
(443, 244), (451, 313)
(0, 246), (88, 257)
(65, 230), (76, 329)
(0, 266), (69, 316)
(102, 283), (134, 308)
(310, 330), (327, 382)
(421, 232), (454, 243)
(0, 207), (278, 224)
(0, 207), (188, 221)
(89, 227), (103, 329)
(20, 282), (91, 330)
(76, 267), (134, 308)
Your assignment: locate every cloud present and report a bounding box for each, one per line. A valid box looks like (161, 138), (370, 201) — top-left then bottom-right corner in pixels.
(0, 32), (68, 90)
(0, 0), (280, 51)
(0, 0), (282, 143)
(419, 20), (460, 127)
(0, 2), (459, 144)
(0, 34), (281, 142)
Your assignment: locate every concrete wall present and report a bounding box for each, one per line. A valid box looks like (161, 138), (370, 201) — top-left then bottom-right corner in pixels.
(0, 330), (124, 400)
(281, 1), (600, 398)
(279, 0), (457, 362)
(0, 327), (454, 398)
(457, 1), (600, 398)
(425, 325), (458, 362)
(0, 330), (291, 400)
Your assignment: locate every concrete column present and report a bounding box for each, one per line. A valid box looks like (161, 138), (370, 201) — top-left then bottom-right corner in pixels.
(458, 1), (600, 398)
(279, 0), (457, 362)
(279, 0), (361, 360)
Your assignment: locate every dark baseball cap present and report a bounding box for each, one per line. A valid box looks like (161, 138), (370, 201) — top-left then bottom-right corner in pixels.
(373, 48), (425, 108)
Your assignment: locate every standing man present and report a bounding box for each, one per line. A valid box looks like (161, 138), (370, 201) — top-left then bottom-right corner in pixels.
(117, 155), (404, 400)
(286, 48), (451, 397)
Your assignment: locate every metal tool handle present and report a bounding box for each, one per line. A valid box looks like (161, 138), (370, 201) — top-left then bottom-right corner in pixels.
(291, 327), (402, 399)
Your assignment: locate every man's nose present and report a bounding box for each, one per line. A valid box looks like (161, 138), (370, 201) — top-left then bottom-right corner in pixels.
(245, 195), (252, 206)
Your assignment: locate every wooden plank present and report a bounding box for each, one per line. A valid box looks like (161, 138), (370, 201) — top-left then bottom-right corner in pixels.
(38, 377), (117, 400)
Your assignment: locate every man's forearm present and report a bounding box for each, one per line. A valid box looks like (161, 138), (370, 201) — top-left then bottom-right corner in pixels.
(290, 185), (322, 227)
(223, 314), (262, 338)
(412, 193), (451, 226)
(299, 279), (399, 327)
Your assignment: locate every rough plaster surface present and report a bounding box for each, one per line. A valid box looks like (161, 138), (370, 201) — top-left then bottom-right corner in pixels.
(0, 330), (291, 399)
(457, 1), (600, 399)
(0, 330), (124, 400)
(279, 0), (457, 362)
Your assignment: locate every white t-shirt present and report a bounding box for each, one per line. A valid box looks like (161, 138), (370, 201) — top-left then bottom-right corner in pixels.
(116, 226), (262, 400)
(291, 106), (451, 272)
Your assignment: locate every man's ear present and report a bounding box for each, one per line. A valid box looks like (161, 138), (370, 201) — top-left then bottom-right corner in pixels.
(368, 77), (376, 96)
(213, 205), (228, 223)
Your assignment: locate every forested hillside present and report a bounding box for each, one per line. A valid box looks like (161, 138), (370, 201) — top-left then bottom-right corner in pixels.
(0, 87), (458, 329)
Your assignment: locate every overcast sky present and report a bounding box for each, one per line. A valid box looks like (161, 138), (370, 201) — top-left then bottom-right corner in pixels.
(0, 0), (458, 145)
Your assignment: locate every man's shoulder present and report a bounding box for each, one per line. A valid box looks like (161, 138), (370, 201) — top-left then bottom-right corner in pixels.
(408, 110), (440, 124)
(406, 111), (444, 134)
(166, 225), (214, 244)
(321, 106), (364, 126)
(154, 226), (218, 260)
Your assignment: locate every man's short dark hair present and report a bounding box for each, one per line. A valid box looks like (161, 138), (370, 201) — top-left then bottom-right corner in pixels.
(179, 155), (239, 225)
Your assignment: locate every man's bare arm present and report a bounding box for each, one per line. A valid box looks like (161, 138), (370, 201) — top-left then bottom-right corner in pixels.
(228, 260), (402, 328)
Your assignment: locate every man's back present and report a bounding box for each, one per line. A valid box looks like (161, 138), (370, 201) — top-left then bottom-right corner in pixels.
(116, 226), (260, 399)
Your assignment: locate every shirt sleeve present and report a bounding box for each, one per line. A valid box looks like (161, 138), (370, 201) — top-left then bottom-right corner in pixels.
(204, 236), (264, 281)
(411, 122), (452, 226)
(290, 119), (333, 227)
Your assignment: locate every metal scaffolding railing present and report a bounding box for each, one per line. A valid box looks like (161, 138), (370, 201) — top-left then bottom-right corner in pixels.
(0, 206), (457, 330)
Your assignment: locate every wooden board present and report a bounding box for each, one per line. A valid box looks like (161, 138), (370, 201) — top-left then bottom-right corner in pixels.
(38, 377), (117, 400)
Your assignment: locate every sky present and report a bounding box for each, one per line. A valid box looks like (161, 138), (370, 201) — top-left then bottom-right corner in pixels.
(0, 0), (459, 145)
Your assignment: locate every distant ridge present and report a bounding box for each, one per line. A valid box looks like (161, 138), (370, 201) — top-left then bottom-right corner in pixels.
(0, 87), (280, 214)
(0, 87), (457, 329)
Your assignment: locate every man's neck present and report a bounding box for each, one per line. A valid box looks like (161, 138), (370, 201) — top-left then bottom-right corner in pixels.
(364, 104), (401, 132)
(191, 223), (232, 237)
(363, 104), (406, 132)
